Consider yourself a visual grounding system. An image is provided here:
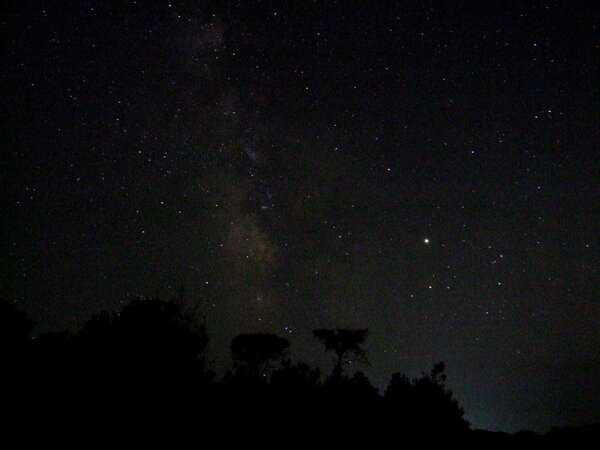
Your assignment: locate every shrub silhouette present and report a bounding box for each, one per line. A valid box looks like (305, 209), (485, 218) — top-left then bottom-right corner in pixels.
(384, 361), (470, 434)
(271, 360), (320, 386)
(230, 333), (290, 380)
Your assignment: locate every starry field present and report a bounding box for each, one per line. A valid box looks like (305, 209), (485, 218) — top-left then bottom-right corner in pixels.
(2, 1), (599, 432)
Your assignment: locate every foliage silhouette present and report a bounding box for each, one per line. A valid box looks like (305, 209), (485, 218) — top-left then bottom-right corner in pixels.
(230, 332), (290, 379)
(313, 328), (369, 377)
(7, 298), (591, 443)
(58, 296), (214, 417)
(1, 299), (35, 347)
(270, 360), (321, 392)
(384, 361), (469, 434)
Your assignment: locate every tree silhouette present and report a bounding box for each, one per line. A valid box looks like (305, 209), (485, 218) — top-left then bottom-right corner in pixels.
(79, 297), (209, 371)
(2, 296), (485, 439)
(2, 300), (37, 416)
(384, 361), (469, 434)
(269, 361), (321, 416)
(313, 328), (369, 377)
(271, 361), (321, 390)
(349, 371), (379, 400)
(76, 296), (212, 414)
(1, 299), (35, 346)
(230, 333), (290, 379)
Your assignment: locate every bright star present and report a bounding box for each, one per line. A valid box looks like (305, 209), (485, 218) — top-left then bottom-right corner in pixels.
(424, 238), (430, 244)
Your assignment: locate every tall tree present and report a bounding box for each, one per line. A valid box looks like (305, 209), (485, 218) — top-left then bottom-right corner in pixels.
(313, 328), (369, 377)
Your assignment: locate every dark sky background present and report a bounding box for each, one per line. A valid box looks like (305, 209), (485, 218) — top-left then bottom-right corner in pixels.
(2, 0), (599, 433)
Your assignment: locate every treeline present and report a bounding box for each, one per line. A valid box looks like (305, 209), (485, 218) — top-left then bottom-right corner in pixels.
(3, 296), (466, 438)
(6, 296), (595, 443)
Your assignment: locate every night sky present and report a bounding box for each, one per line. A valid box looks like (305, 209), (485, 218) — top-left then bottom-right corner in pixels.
(2, 0), (599, 433)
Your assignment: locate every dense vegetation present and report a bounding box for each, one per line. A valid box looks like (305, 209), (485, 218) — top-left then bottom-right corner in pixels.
(2, 297), (597, 444)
